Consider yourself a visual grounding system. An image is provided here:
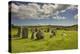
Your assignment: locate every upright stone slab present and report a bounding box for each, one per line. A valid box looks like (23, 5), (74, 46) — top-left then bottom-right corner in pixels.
(31, 31), (35, 39)
(22, 27), (28, 38)
(50, 30), (56, 38)
(17, 27), (22, 38)
(47, 28), (50, 32)
(35, 28), (38, 32)
(20, 26), (23, 38)
(36, 30), (44, 40)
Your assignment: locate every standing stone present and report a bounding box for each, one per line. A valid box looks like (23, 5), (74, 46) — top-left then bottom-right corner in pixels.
(50, 30), (56, 38)
(17, 27), (20, 37)
(22, 27), (28, 38)
(35, 28), (38, 32)
(47, 28), (50, 32)
(31, 31), (35, 39)
(17, 27), (22, 38)
(36, 30), (44, 40)
(20, 26), (23, 38)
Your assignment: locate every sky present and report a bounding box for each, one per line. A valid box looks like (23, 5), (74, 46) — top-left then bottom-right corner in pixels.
(9, 1), (78, 26)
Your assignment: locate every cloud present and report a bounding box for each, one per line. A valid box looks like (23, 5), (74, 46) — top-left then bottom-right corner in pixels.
(52, 15), (66, 19)
(10, 2), (77, 19)
(60, 5), (78, 13)
(67, 5), (78, 10)
(11, 3), (19, 13)
(74, 14), (78, 19)
(17, 4), (38, 19)
(42, 4), (58, 14)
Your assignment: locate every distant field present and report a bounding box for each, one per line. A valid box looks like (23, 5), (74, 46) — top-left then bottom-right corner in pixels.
(11, 28), (78, 53)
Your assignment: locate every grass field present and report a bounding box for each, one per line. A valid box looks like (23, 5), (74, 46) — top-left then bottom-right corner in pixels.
(11, 29), (78, 53)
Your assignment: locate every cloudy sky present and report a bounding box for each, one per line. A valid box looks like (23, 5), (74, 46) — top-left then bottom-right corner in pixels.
(9, 1), (78, 26)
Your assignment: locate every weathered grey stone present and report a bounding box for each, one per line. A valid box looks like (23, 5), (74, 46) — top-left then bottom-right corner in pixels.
(22, 27), (28, 38)
(36, 30), (44, 40)
(17, 27), (22, 37)
(50, 30), (56, 38)
(31, 31), (35, 39)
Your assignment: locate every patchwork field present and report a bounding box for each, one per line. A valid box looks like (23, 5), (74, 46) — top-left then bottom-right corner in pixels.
(10, 28), (78, 53)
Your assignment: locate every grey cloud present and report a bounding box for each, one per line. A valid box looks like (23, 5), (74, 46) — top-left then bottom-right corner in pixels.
(11, 3), (19, 13)
(74, 14), (78, 19)
(11, 3), (77, 19)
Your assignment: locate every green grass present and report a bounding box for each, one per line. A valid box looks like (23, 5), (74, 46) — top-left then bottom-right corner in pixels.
(11, 30), (78, 53)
